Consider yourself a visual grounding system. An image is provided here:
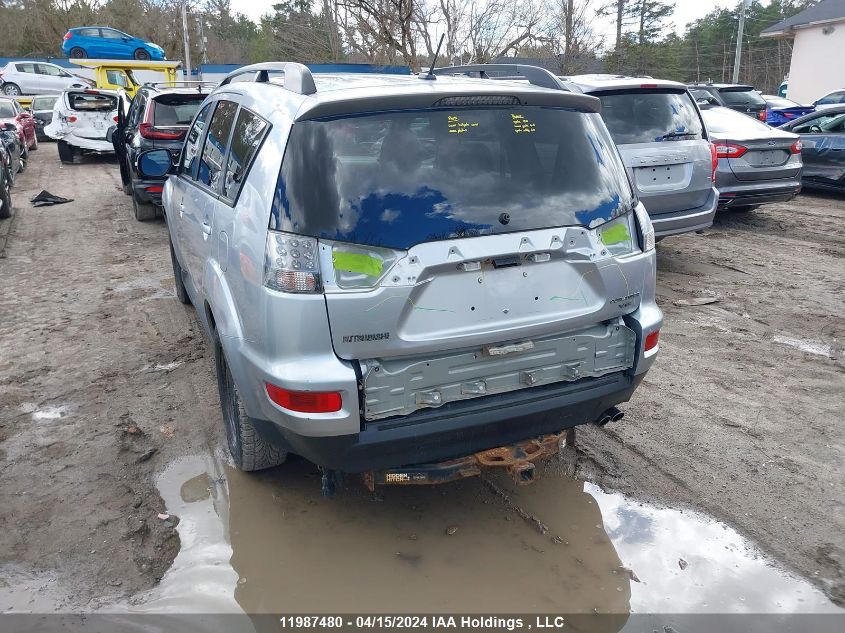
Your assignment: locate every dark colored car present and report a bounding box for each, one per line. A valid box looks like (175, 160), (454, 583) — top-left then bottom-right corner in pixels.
(0, 97), (37, 153)
(701, 106), (802, 211)
(30, 95), (59, 141)
(0, 130), (14, 219)
(762, 95), (814, 126)
(779, 105), (845, 191)
(689, 83), (767, 122)
(62, 27), (166, 61)
(111, 82), (214, 221)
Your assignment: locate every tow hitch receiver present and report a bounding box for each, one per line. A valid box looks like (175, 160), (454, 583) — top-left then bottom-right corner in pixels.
(362, 432), (568, 491)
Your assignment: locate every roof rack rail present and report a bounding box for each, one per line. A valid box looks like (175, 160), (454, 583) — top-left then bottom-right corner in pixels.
(432, 64), (567, 92)
(219, 62), (317, 96)
(143, 81), (218, 91)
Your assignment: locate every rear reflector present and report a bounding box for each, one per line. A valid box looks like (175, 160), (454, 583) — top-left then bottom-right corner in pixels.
(790, 140), (802, 154)
(67, 115), (77, 123)
(145, 185), (163, 193)
(266, 384), (342, 413)
(644, 330), (660, 352)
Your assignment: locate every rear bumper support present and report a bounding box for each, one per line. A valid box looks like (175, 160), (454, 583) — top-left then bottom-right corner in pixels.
(718, 184), (801, 208)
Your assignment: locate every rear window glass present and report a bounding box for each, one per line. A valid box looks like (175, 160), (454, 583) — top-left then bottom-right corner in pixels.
(596, 90), (703, 144)
(701, 107), (771, 134)
(719, 88), (766, 107)
(68, 93), (117, 112)
(32, 96), (58, 110)
(272, 108), (633, 249)
(0, 101), (16, 117)
(153, 96), (205, 127)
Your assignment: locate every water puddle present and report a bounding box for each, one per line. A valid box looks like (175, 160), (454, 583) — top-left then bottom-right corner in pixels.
(130, 454), (841, 617)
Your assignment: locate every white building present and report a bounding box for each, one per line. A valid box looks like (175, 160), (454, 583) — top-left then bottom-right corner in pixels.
(760, 0), (845, 104)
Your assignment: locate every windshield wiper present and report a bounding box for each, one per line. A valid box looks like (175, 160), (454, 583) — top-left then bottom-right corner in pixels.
(657, 130), (697, 141)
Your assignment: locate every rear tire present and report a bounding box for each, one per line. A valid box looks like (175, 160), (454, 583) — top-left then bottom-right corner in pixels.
(169, 239), (191, 305)
(1, 83), (21, 96)
(131, 189), (156, 221)
(0, 175), (11, 220)
(29, 134), (37, 151)
(18, 145), (27, 173)
(134, 49), (150, 61)
(214, 330), (287, 471)
(69, 47), (86, 59)
(57, 140), (76, 164)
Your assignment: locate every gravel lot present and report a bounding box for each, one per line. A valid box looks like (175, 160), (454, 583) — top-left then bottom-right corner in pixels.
(0, 145), (843, 611)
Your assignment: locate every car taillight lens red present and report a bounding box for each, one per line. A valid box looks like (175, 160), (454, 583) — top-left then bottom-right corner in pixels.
(67, 115), (77, 123)
(64, 32), (71, 40)
(790, 140), (802, 154)
(644, 330), (660, 352)
(145, 185), (163, 193)
(709, 142), (718, 181)
(715, 142), (747, 159)
(139, 122), (184, 140)
(758, 110), (766, 121)
(112, 115), (119, 122)
(265, 384), (342, 413)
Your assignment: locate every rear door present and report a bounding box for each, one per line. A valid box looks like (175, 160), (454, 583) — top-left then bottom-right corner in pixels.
(14, 63), (38, 94)
(595, 88), (712, 218)
(181, 99), (237, 293)
(791, 112), (845, 184)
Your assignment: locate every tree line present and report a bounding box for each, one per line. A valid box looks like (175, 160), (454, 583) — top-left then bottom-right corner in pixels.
(0, 0), (818, 94)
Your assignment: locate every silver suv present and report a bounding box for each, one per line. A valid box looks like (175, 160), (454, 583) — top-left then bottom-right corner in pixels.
(564, 74), (718, 238)
(137, 63), (662, 478)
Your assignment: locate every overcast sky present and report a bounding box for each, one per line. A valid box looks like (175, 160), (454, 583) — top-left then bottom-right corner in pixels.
(228, 0), (749, 43)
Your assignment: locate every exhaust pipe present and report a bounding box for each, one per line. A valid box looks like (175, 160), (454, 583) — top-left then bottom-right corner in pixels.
(594, 407), (624, 426)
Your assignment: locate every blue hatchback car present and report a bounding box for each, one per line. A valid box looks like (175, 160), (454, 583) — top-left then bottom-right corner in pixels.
(62, 27), (166, 61)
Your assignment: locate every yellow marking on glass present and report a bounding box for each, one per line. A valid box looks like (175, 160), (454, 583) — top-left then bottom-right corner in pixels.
(447, 115), (480, 134)
(600, 223), (631, 246)
(332, 251), (383, 277)
(511, 113), (537, 134)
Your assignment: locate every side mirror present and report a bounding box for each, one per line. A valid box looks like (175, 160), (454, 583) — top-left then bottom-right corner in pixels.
(136, 149), (173, 178)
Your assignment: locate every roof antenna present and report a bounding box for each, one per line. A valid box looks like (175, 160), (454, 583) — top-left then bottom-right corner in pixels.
(421, 34), (446, 80)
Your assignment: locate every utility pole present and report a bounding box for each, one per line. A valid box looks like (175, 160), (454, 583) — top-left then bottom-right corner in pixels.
(181, 1), (192, 81)
(732, 0), (750, 83)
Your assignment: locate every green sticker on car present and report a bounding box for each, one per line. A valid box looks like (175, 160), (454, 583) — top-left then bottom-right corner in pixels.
(600, 223), (631, 246)
(332, 251), (383, 277)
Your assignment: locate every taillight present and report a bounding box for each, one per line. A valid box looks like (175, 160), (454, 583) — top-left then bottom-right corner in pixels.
(64, 32), (72, 41)
(145, 185), (163, 193)
(113, 115), (119, 122)
(263, 231), (320, 293)
(640, 83), (657, 88)
(67, 115), (77, 123)
(758, 110), (766, 121)
(644, 330), (660, 352)
(265, 384), (342, 413)
(709, 142), (718, 181)
(714, 142), (747, 159)
(790, 140), (802, 154)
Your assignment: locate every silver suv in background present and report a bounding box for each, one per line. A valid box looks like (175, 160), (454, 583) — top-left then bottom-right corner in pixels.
(564, 75), (718, 238)
(136, 63), (662, 482)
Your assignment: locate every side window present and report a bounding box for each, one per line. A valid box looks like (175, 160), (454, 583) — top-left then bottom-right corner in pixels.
(180, 101), (214, 179)
(222, 108), (269, 200)
(78, 28), (99, 37)
(16, 63), (36, 74)
(817, 91), (845, 105)
(106, 70), (129, 88)
(100, 29), (123, 39)
(197, 100), (238, 191)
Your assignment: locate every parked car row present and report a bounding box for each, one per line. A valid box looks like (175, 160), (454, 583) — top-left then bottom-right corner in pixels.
(0, 99), (32, 219)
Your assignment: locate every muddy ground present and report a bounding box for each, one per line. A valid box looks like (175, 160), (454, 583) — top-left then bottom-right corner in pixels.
(0, 145), (843, 612)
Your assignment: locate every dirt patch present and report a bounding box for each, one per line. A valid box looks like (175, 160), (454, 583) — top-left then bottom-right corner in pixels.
(0, 146), (221, 606)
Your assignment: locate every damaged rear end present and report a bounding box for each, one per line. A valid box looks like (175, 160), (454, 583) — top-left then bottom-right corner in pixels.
(44, 89), (121, 152)
(254, 93), (662, 474)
